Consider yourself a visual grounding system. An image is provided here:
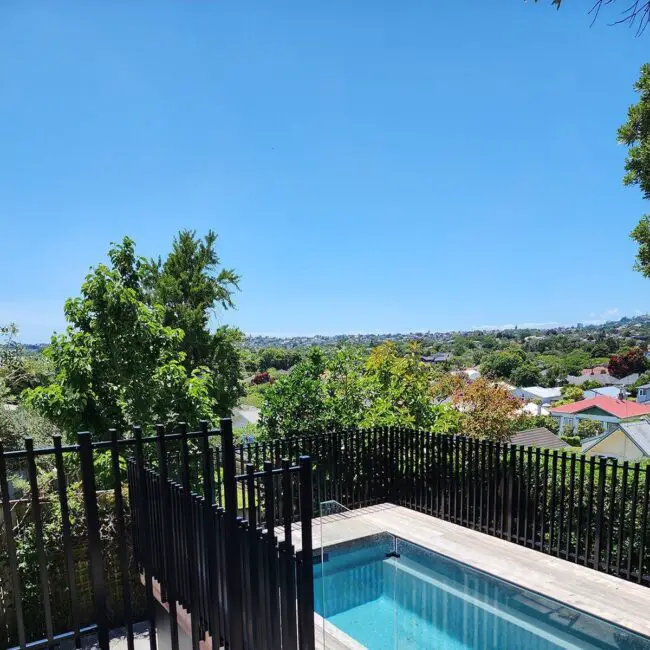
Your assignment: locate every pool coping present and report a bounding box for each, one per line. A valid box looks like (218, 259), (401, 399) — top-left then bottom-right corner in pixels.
(290, 502), (650, 640)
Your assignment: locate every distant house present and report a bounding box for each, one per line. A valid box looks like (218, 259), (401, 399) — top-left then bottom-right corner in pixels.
(511, 386), (562, 405)
(583, 386), (625, 400)
(637, 384), (650, 404)
(581, 366), (608, 376)
(566, 373), (639, 388)
(550, 396), (650, 435)
(510, 427), (569, 451)
(582, 420), (650, 461)
(421, 352), (451, 364)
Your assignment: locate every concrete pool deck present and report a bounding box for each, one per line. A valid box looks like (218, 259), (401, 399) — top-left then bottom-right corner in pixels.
(288, 502), (650, 640)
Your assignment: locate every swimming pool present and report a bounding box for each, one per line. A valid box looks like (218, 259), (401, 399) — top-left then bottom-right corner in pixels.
(314, 533), (650, 649)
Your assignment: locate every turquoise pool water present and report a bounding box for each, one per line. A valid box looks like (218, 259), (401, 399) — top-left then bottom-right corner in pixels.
(314, 534), (650, 649)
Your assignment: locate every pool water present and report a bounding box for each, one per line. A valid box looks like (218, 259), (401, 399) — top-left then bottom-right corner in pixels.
(314, 534), (650, 650)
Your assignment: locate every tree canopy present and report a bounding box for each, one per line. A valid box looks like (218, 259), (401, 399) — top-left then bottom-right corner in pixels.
(24, 234), (244, 439)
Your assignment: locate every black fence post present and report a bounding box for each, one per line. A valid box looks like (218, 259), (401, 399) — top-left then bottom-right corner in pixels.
(0, 442), (26, 649)
(133, 425), (158, 650)
(298, 456), (315, 650)
(156, 424), (180, 650)
(78, 431), (110, 650)
(109, 428), (134, 650)
(221, 417), (244, 650)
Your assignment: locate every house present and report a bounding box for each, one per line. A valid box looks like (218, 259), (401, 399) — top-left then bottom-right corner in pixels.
(421, 352), (451, 364)
(582, 420), (650, 461)
(550, 396), (650, 435)
(566, 373), (639, 388)
(580, 366), (608, 376)
(584, 385), (625, 400)
(510, 427), (569, 451)
(511, 386), (562, 405)
(637, 383), (650, 404)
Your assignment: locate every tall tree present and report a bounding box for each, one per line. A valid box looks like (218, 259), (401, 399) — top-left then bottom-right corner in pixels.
(25, 238), (216, 438)
(620, 65), (650, 274)
(145, 229), (244, 415)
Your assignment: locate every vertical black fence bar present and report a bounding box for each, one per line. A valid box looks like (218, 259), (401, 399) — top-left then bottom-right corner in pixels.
(200, 422), (221, 650)
(524, 447), (532, 547)
(585, 457), (596, 569)
(606, 459), (617, 575)
(540, 450), (549, 554)
(134, 425), (157, 650)
(221, 417), (243, 650)
(156, 425), (180, 650)
(557, 451), (566, 558)
(548, 451), (557, 555)
(280, 459), (298, 650)
(637, 468), (650, 584)
(25, 437), (54, 647)
(298, 456), (315, 650)
(576, 456), (585, 563)
(264, 461), (281, 649)
(507, 445), (515, 542)
(532, 448), (540, 550)
(78, 432), (109, 650)
(52, 435), (81, 647)
(566, 453), (576, 561)
(0, 442), (26, 649)
(616, 461), (629, 577)
(478, 440), (480, 532)
(627, 463), (640, 580)
(246, 464), (259, 649)
(180, 423), (201, 650)
(594, 456), (607, 573)
(109, 429), (134, 650)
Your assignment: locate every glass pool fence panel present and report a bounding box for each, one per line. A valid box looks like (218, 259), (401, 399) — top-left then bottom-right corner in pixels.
(317, 500), (400, 649)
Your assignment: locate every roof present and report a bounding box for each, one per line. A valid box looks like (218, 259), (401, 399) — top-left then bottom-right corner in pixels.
(518, 402), (551, 417)
(580, 366), (608, 376)
(566, 373), (639, 387)
(583, 420), (650, 456)
(550, 396), (650, 419)
(510, 427), (568, 450)
(517, 386), (562, 399)
(638, 383), (650, 390)
(583, 386), (622, 399)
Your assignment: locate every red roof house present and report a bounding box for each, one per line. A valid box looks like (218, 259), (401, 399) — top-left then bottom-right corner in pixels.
(550, 396), (650, 419)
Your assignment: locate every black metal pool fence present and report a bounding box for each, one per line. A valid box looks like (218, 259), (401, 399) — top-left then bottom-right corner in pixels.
(1, 424), (649, 650)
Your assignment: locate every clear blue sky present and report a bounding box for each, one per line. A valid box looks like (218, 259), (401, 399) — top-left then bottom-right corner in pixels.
(2, 2), (649, 342)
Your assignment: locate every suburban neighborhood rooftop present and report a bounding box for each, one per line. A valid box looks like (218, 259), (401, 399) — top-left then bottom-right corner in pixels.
(551, 395), (650, 418)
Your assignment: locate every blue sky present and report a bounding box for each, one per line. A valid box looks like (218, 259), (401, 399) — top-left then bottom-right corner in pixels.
(1, 2), (649, 341)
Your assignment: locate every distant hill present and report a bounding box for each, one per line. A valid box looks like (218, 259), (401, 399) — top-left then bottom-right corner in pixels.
(243, 314), (650, 350)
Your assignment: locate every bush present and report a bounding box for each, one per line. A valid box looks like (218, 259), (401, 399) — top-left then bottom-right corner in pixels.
(250, 371), (273, 385)
(561, 435), (581, 447)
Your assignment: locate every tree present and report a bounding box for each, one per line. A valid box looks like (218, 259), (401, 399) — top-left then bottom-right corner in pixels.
(480, 349), (526, 381)
(433, 374), (522, 442)
(577, 419), (604, 440)
(535, 0), (650, 33)
(608, 347), (647, 378)
(144, 230), (244, 415)
(511, 362), (541, 387)
(259, 348), (328, 439)
(557, 385), (585, 405)
(25, 238), (216, 438)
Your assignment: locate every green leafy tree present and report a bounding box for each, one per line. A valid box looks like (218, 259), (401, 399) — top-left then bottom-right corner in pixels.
(259, 348), (328, 438)
(577, 419), (604, 440)
(511, 362), (541, 387)
(480, 349), (526, 381)
(144, 229), (244, 414)
(25, 238), (215, 439)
